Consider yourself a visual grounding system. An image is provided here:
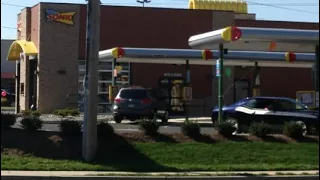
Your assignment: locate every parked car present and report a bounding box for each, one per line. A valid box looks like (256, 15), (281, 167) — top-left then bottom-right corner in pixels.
(1, 89), (15, 107)
(111, 86), (169, 123)
(211, 96), (319, 135)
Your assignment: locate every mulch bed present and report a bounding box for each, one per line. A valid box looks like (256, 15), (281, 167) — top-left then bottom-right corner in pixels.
(1, 128), (318, 159)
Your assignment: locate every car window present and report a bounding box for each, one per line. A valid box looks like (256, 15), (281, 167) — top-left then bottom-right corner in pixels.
(244, 98), (275, 109)
(276, 99), (306, 111)
(119, 89), (148, 99)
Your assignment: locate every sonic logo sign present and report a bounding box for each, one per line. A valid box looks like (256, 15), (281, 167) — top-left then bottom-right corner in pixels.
(45, 9), (75, 25)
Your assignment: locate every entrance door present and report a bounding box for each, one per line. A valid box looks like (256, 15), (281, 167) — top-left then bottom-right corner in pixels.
(159, 77), (185, 116)
(29, 59), (38, 110)
(234, 79), (250, 102)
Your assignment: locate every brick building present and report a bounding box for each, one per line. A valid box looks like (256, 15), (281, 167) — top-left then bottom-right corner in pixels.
(6, 2), (318, 114)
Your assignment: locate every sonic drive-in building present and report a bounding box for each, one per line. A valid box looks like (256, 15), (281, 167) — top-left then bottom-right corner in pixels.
(6, 1), (319, 115)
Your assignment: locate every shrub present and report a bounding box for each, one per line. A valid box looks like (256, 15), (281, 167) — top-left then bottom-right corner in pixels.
(283, 121), (305, 139)
(1, 98), (7, 106)
(31, 110), (41, 118)
(53, 108), (80, 117)
(97, 121), (114, 137)
(215, 121), (237, 137)
(138, 119), (159, 136)
(67, 108), (80, 116)
(20, 116), (43, 131)
(21, 110), (32, 117)
(1, 113), (16, 128)
(59, 119), (82, 136)
(53, 109), (68, 117)
(249, 121), (272, 137)
(181, 120), (200, 137)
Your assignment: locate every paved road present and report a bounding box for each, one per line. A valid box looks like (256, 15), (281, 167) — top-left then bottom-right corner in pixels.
(13, 118), (216, 134)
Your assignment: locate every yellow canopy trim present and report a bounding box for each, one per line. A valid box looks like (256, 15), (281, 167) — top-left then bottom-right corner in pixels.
(7, 40), (38, 61)
(188, 0), (248, 14)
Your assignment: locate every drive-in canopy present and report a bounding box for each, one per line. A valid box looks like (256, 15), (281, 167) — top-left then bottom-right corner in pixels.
(188, 26), (319, 52)
(99, 47), (315, 68)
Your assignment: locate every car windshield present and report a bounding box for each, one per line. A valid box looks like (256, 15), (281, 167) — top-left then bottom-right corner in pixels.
(288, 98), (308, 110)
(120, 89), (148, 99)
(228, 99), (249, 106)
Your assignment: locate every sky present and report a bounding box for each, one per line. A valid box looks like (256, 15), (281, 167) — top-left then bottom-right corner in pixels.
(1, 0), (319, 39)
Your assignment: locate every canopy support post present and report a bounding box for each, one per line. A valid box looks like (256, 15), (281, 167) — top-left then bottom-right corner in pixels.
(218, 44), (224, 123)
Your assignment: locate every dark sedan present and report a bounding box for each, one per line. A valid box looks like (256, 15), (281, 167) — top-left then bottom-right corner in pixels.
(212, 96), (319, 135)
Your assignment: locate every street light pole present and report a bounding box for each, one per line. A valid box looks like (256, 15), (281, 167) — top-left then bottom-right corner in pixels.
(137, 0), (151, 7)
(82, 0), (100, 162)
(315, 45), (319, 108)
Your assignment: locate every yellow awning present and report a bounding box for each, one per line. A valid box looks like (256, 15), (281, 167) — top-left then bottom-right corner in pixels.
(188, 0), (248, 14)
(7, 40), (38, 61)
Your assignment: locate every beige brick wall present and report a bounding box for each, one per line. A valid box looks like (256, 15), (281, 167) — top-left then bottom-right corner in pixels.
(17, 8), (31, 112)
(37, 3), (80, 113)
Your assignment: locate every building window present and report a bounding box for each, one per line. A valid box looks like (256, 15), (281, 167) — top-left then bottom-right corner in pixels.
(98, 61), (112, 70)
(20, 83), (24, 95)
(98, 82), (108, 93)
(99, 72), (112, 81)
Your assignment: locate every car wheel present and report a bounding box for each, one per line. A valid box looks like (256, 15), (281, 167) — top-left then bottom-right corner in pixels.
(225, 117), (239, 135)
(296, 121), (307, 136)
(114, 115), (123, 124)
(161, 111), (169, 123)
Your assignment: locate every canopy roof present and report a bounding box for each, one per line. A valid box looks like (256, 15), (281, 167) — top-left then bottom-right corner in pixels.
(99, 47), (315, 68)
(7, 40), (38, 61)
(188, 26), (319, 52)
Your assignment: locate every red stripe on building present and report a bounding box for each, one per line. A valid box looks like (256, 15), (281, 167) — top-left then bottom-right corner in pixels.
(1, 72), (15, 79)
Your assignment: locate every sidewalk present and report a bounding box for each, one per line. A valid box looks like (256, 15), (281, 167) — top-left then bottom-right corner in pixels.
(2, 170), (319, 177)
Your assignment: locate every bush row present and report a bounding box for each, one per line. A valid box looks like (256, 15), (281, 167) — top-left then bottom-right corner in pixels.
(1, 112), (317, 139)
(53, 108), (80, 117)
(136, 119), (316, 139)
(1, 111), (114, 137)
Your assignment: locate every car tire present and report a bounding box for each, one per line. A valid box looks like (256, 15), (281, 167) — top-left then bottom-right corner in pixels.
(296, 121), (307, 136)
(114, 115), (123, 124)
(225, 117), (239, 135)
(161, 111), (169, 123)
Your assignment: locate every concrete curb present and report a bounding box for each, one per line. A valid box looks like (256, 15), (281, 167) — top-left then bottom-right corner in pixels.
(1, 170), (319, 180)
(1, 176), (319, 180)
(2, 170), (319, 176)
(41, 118), (212, 124)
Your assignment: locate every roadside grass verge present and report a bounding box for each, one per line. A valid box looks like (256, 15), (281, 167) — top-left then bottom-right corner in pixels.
(2, 142), (318, 171)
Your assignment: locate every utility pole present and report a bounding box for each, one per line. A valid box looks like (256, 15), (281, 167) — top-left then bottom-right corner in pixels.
(315, 45), (319, 109)
(217, 44), (224, 123)
(82, 0), (100, 162)
(137, 0), (151, 7)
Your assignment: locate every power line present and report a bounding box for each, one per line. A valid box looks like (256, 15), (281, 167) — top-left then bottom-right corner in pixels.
(2, 1), (319, 7)
(246, 0), (319, 14)
(1, 26), (17, 30)
(2, 1), (319, 14)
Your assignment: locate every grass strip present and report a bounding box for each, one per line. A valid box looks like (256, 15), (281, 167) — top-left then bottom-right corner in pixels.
(2, 142), (319, 171)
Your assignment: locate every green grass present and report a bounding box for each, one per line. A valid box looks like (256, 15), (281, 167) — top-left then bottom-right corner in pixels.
(1, 106), (14, 111)
(2, 142), (319, 171)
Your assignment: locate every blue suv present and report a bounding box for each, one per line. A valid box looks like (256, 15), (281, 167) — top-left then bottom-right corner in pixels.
(212, 96), (319, 135)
